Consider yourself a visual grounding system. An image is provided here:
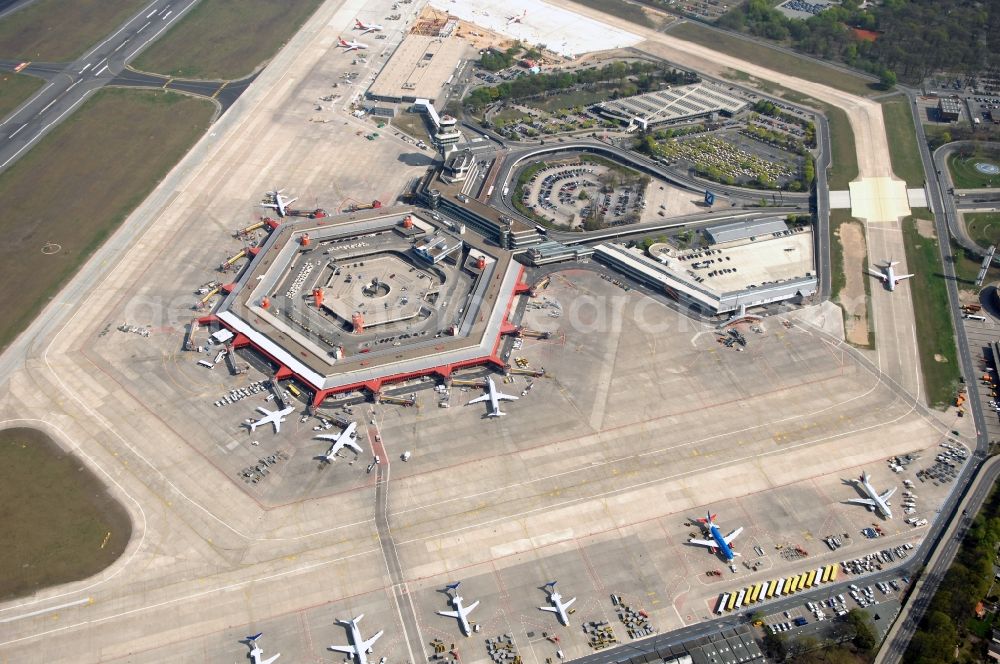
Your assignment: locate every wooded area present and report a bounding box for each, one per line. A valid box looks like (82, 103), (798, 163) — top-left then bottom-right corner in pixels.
(464, 61), (697, 110)
(716, 0), (1000, 84)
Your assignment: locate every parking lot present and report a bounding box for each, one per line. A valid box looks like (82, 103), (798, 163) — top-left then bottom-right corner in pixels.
(521, 160), (648, 228)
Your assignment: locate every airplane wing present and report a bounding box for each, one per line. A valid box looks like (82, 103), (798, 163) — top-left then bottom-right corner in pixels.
(496, 392), (518, 402)
(467, 394), (489, 405)
(437, 609), (461, 618)
(879, 486), (897, 501)
(562, 597), (576, 609)
(895, 274), (914, 281)
(346, 440), (364, 454)
(847, 497), (877, 507)
(723, 526), (743, 546)
(361, 630), (383, 652)
(866, 268), (887, 280)
(688, 538), (716, 548)
(539, 605), (558, 613)
(460, 600), (480, 617)
(328, 645), (359, 655)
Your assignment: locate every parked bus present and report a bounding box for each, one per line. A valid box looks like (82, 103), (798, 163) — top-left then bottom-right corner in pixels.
(773, 578), (785, 596)
(734, 588), (747, 610)
(821, 566), (833, 583)
(828, 565), (838, 582)
(726, 592), (738, 612)
(287, 383), (302, 397)
(749, 583), (763, 604)
(766, 580), (778, 599)
(805, 569), (817, 588)
(715, 594), (729, 615)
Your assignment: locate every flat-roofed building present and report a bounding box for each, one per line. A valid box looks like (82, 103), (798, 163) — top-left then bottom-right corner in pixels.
(367, 34), (469, 104)
(938, 97), (962, 122)
(705, 218), (789, 244)
(594, 82), (749, 130)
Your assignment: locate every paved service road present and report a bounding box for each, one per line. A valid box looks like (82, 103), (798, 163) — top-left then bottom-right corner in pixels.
(0, 0), (199, 173)
(371, 426), (427, 664)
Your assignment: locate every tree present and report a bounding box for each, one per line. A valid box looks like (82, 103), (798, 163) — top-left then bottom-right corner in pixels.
(846, 609), (877, 651)
(879, 68), (898, 90)
(762, 631), (787, 661)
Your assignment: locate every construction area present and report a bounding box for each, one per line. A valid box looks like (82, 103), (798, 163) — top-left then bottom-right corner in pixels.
(428, 0), (642, 58)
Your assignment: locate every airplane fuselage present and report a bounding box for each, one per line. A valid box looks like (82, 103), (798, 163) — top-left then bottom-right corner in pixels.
(548, 592), (572, 625)
(453, 597), (474, 635)
(861, 477), (893, 519)
(709, 524), (736, 562)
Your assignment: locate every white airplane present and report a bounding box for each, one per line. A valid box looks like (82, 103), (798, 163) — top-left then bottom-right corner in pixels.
(506, 10), (526, 24)
(316, 421), (362, 462)
(246, 632), (280, 664)
(438, 582), (479, 636)
(261, 189), (297, 217)
(249, 405), (295, 433)
(539, 581), (575, 626)
(329, 615), (383, 664)
(338, 38), (369, 52)
(846, 471), (896, 519)
(468, 376), (517, 417)
(355, 19), (384, 34)
(867, 259), (914, 291)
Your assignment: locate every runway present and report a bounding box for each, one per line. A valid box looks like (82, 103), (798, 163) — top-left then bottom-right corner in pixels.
(0, 0), (199, 173)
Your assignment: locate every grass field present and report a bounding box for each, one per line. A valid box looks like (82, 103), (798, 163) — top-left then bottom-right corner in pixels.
(567, 0), (654, 28)
(964, 212), (1000, 250)
(828, 209), (851, 301)
(0, 0), (146, 61)
(0, 427), (131, 600)
(901, 213), (960, 409)
(948, 152), (1000, 189)
(950, 240), (983, 286)
(0, 72), (43, 120)
(668, 22), (877, 98)
(819, 102), (859, 190)
(881, 96), (925, 187)
(133, 0), (324, 79)
(391, 112), (432, 143)
(523, 88), (614, 113)
(0, 88), (213, 351)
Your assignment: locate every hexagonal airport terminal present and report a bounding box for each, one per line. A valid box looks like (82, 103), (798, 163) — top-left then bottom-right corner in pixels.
(202, 207), (525, 407)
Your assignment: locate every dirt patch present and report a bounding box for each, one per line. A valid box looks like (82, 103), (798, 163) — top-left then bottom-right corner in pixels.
(915, 217), (937, 239)
(934, 353), (948, 363)
(837, 221), (870, 347)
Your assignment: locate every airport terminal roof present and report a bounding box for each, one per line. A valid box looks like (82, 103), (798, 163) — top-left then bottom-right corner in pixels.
(594, 82), (749, 128)
(705, 217), (789, 244)
(367, 34), (469, 102)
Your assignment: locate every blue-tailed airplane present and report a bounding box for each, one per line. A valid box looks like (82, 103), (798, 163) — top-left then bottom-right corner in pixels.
(329, 615), (383, 664)
(438, 582), (479, 636)
(246, 632), (280, 664)
(688, 512), (743, 562)
(539, 581), (575, 626)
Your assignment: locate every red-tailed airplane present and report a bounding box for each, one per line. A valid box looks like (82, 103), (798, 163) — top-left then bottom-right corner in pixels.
(355, 19), (384, 34)
(338, 38), (369, 52)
